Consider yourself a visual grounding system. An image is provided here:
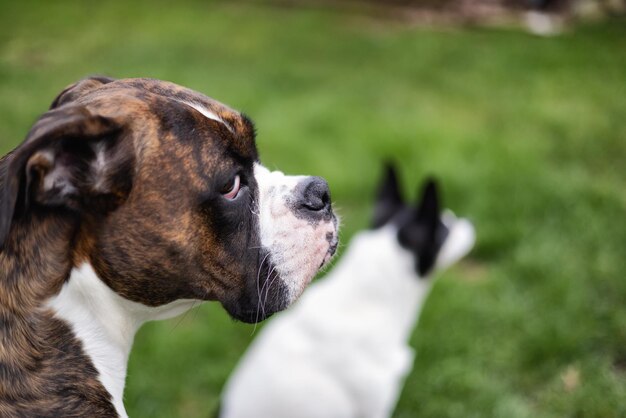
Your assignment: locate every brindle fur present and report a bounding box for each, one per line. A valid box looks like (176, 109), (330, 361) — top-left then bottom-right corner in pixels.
(0, 77), (279, 416)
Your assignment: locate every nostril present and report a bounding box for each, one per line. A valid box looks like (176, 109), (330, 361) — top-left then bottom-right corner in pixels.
(299, 177), (331, 213)
(321, 191), (330, 207)
(303, 191), (328, 212)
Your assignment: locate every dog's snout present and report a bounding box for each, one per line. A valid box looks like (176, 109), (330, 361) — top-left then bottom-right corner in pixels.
(296, 177), (332, 216)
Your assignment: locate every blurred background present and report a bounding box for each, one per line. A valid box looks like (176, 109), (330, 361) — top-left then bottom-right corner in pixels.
(1, 0), (625, 416)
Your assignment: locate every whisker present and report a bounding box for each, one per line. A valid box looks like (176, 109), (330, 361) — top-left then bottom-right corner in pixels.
(170, 302), (195, 333)
(262, 267), (279, 312)
(253, 252), (271, 330)
(190, 300), (202, 323)
(257, 265), (275, 320)
(253, 264), (277, 335)
(248, 202), (260, 216)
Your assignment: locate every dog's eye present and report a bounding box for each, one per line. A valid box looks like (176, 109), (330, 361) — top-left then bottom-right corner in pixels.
(221, 175), (241, 200)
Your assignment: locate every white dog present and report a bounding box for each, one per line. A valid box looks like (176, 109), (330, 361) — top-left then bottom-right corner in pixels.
(220, 164), (476, 418)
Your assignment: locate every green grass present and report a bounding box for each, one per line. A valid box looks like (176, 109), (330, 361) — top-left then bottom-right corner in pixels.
(1, 1), (625, 416)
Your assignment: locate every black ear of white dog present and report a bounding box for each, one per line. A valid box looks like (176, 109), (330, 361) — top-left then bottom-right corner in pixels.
(0, 106), (126, 250)
(398, 178), (448, 277)
(416, 178), (440, 229)
(372, 162), (404, 229)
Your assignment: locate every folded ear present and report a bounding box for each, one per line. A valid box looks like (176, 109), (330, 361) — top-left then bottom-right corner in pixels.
(0, 105), (129, 249)
(50, 76), (116, 109)
(372, 162), (404, 228)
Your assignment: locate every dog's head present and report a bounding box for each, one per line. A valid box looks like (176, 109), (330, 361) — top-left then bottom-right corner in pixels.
(372, 163), (474, 277)
(0, 77), (338, 323)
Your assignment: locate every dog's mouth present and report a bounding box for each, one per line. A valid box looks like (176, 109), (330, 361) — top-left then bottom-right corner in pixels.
(226, 294), (289, 324)
(221, 254), (289, 324)
(221, 184), (340, 325)
(225, 224), (339, 325)
(227, 307), (281, 324)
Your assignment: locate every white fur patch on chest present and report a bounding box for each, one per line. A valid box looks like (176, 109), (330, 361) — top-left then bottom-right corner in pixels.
(46, 264), (134, 418)
(46, 263), (199, 418)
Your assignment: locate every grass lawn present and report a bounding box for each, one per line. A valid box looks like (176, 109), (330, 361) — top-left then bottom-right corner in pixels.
(1, 1), (625, 416)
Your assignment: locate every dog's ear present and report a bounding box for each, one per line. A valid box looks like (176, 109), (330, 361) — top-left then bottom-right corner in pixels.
(0, 105), (129, 249)
(415, 178), (440, 231)
(372, 162), (404, 228)
(398, 178), (443, 276)
(50, 76), (116, 109)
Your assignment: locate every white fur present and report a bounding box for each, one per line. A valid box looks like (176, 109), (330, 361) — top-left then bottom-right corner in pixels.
(91, 141), (110, 192)
(437, 211), (476, 271)
(220, 215), (475, 418)
(178, 100), (234, 133)
(46, 264), (197, 418)
(254, 163), (338, 304)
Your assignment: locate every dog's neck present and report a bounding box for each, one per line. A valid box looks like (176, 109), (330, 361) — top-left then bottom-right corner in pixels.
(46, 263), (198, 418)
(326, 218), (474, 346)
(0, 210), (200, 417)
(0, 210), (76, 312)
(1, 216), (124, 416)
(45, 264), (136, 418)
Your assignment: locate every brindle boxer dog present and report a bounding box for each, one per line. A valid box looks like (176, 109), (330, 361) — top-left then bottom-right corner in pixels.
(0, 77), (339, 418)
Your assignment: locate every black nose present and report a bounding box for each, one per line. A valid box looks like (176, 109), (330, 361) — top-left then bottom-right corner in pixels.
(295, 176), (332, 219)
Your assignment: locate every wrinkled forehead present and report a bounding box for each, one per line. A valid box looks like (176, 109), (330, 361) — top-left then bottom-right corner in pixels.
(123, 78), (253, 135)
(76, 78), (259, 161)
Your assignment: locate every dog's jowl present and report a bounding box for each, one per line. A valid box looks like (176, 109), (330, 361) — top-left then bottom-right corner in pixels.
(0, 77), (338, 417)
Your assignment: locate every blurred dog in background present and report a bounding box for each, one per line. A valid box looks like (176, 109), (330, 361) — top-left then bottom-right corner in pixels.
(220, 163), (475, 418)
